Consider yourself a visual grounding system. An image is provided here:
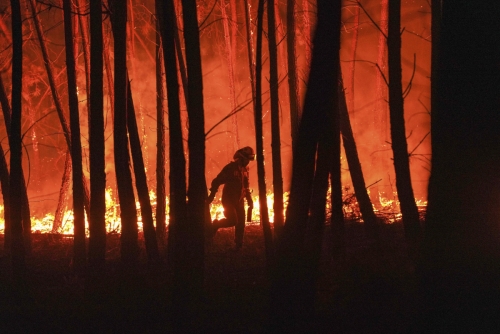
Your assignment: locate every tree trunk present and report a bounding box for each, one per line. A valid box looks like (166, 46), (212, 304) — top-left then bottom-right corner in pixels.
(52, 152), (72, 232)
(29, 0), (91, 221)
(348, 3), (360, 116)
(287, 0), (300, 149)
(421, 1), (500, 331)
(338, 70), (379, 236)
(88, 0), (107, 270)
(171, 0), (206, 329)
(156, 0), (187, 268)
(243, 0), (256, 108)
(268, 0), (284, 238)
(126, 76), (159, 261)
(9, 0), (26, 277)
(110, 0), (139, 263)
(270, 1), (341, 331)
(155, 21), (167, 245)
(255, 0), (274, 267)
(387, 0), (421, 248)
(63, 0), (86, 270)
(0, 145), (11, 252)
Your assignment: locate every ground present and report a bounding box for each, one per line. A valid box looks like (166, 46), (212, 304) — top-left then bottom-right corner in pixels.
(0, 221), (419, 333)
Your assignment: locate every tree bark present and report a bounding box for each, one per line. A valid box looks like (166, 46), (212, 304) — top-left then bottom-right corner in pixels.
(52, 152), (72, 232)
(156, 0), (187, 268)
(338, 70), (378, 236)
(287, 0), (300, 149)
(421, 0), (500, 331)
(268, 0), (284, 238)
(155, 21), (167, 244)
(9, 0), (26, 277)
(88, 0), (107, 270)
(63, 0), (86, 270)
(110, 0), (139, 263)
(0, 144), (11, 252)
(255, 0), (274, 267)
(387, 0), (421, 247)
(270, 1), (341, 331)
(126, 77), (159, 261)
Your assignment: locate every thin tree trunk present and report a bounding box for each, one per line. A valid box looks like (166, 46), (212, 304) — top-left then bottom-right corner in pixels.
(287, 0), (300, 149)
(0, 145), (11, 252)
(0, 62), (31, 254)
(170, 0), (206, 329)
(63, 0), (86, 269)
(88, 0), (107, 270)
(387, 0), (420, 249)
(243, 0), (256, 108)
(110, 0), (139, 263)
(77, 0), (91, 124)
(155, 21), (167, 244)
(126, 76), (159, 261)
(268, 0), (284, 237)
(9, 0), (26, 277)
(156, 0), (187, 268)
(348, 3), (360, 118)
(338, 70), (378, 236)
(255, 0), (274, 268)
(302, 0), (312, 70)
(52, 152), (72, 232)
(29, 0), (91, 218)
(221, 0), (240, 152)
(270, 1), (341, 331)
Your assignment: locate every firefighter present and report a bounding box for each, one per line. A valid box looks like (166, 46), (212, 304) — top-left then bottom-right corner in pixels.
(207, 146), (255, 250)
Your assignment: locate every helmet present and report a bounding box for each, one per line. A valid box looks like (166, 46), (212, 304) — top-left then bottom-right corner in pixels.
(234, 146), (255, 161)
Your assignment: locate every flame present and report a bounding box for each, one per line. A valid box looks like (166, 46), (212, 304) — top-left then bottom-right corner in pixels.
(0, 188), (426, 234)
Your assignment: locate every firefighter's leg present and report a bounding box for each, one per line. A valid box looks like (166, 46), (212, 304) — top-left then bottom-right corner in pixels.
(212, 204), (237, 235)
(234, 202), (245, 249)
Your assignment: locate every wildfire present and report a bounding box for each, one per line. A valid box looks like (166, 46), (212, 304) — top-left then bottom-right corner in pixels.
(0, 188), (427, 235)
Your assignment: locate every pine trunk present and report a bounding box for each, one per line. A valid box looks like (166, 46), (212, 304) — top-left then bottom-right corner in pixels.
(287, 0), (300, 148)
(255, 0), (274, 267)
(155, 22), (167, 244)
(126, 77), (159, 261)
(9, 0), (26, 277)
(88, 0), (107, 270)
(52, 152), (72, 232)
(63, 0), (86, 269)
(387, 0), (421, 247)
(110, 0), (139, 263)
(268, 0), (284, 237)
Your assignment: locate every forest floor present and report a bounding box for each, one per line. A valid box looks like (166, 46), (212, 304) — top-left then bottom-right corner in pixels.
(0, 220), (420, 333)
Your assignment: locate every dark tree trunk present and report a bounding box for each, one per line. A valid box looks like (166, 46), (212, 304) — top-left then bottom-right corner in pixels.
(63, 0), (86, 270)
(155, 23), (167, 245)
(52, 152), (71, 232)
(0, 76), (30, 252)
(420, 0), (500, 331)
(156, 0), (187, 267)
(268, 0), (284, 238)
(0, 145), (11, 252)
(9, 0), (26, 277)
(110, 0), (139, 263)
(270, 1), (341, 331)
(255, 0), (274, 267)
(88, 0), (107, 270)
(287, 0), (300, 149)
(126, 77), (159, 261)
(387, 0), (421, 249)
(338, 71), (378, 236)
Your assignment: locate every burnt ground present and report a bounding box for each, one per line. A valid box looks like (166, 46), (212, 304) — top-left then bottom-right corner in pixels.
(0, 221), (419, 333)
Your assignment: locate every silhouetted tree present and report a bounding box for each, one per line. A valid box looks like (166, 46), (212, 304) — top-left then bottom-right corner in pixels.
(387, 0), (421, 248)
(88, 0), (107, 270)
(109, 0), (139, 263)
(155, 22), (167, 244)
(255, 0), (274, 267)
(63, 0), (86, 270)
(126, 77), (159, 261)
(270, 0), (341, 331)
(268, 0), (284, 237)
(420, 0), (500, 331)
(287, 0), (300, 149)
(156, 0), (187, 268)
(9, 0), (26, 277)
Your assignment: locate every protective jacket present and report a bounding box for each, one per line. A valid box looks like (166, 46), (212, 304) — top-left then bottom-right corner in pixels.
(210, 161), (250, 205)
